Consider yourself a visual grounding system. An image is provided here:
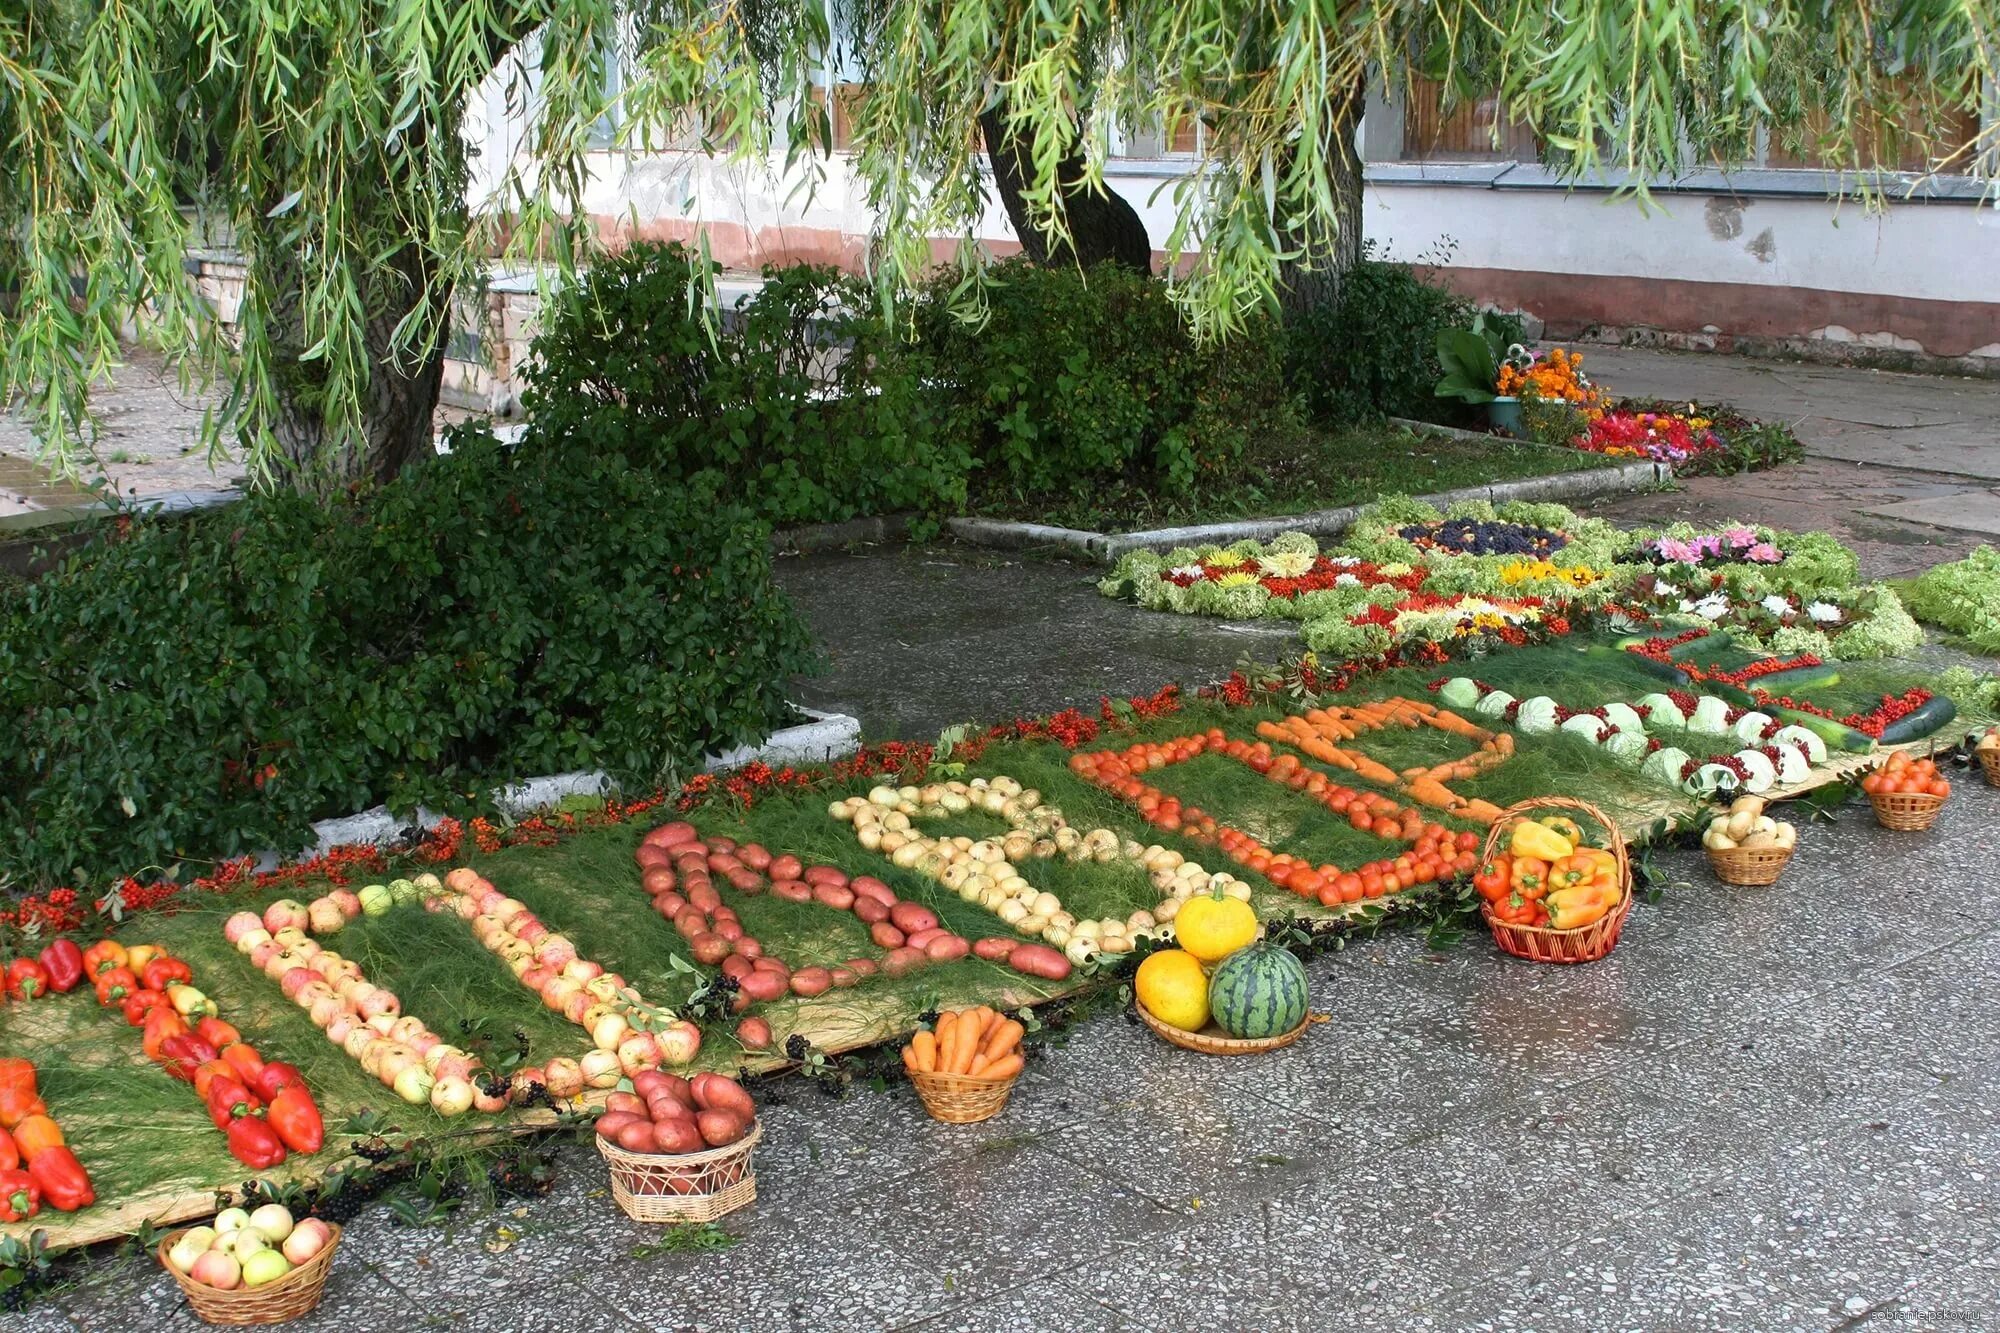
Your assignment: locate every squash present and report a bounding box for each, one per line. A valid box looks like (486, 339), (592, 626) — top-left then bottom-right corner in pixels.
(1134, 949), (1210, 1032)
(1208, 942), (1309, 1039)
(1173, 888), (1258, 965)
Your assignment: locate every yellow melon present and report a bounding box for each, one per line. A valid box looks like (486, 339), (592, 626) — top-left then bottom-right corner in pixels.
(1135, 948), (1210, 1031)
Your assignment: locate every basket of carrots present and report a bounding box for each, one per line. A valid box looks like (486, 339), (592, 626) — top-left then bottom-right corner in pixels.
(1474, 797), (1631, 965)
(901, 1006), (1025, 1125)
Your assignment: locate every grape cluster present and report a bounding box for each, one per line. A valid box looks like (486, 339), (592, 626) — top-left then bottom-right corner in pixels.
(1400, 518), (1569, 556)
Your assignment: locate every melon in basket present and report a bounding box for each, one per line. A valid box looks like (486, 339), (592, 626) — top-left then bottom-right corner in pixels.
(1208, 942), (1308, 1039)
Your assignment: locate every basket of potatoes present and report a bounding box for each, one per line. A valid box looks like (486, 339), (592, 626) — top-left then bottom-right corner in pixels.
(1702, 796), (1798, 886)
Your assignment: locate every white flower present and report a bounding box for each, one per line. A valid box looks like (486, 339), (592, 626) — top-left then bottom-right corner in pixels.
(1806, 601), (1842, 624)
(1256, 551), (1316, 578)
(1168, 564), (1205, 581)
(1334, 573), (1362, 588)
(1689, 593), (1731, 620)
(1653, 580), (1678, 598)
(1328, 556), (1362, 568)
(1760, 594), (1793, 617)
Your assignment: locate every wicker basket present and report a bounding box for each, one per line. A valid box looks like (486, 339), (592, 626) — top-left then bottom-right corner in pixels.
(1869, 789), (1947, 832)
(1136, 1000), (1313, 1055)
(1480, 797), (1632, 965)
(908, 1067), (1022, 1124)
(158, 1224), (342, 1326)
(1707, 842), (1794, 887)
(1978, 748), (2000, 789)
(596, 1121), (760, 1224)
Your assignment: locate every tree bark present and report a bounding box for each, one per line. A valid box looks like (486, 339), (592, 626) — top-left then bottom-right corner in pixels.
(1275, 80), (1367, 322)
(979, 101), (1153, 272)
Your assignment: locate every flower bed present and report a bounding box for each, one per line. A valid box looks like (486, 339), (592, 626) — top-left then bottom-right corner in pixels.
(1907, 545), (2000, 654)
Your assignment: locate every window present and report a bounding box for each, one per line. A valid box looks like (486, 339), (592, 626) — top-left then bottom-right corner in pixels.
(1398, 77), (1539, 162)
(1113, 116), (1202, 159)
(1761, 86), (1984, 173)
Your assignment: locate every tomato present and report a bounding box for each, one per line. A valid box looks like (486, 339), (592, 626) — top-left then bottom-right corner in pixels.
(1335, 873), (1363, 902)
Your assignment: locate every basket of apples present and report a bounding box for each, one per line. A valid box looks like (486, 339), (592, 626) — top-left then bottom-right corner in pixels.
(1976, 727), (1999, 788)
(159, 1204), (340, 1325)
(594, 1070), (759, 1223)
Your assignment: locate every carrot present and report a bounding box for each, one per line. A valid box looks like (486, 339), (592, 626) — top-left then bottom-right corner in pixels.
(976, 1053), (1024, 1081)
(1350, 755), (1400, 786)
(933, 1013), (959, 1076)
(1404, 777), (1462, 810)
(955, 1021), (979, 1073)
(978, 1018), (1024, 1064)
(911, 1029), (938, 1074)
(1460, 799), (1508, 825)
(976, 1007), (1002, 1039)
(901, 1046), (919, 1072)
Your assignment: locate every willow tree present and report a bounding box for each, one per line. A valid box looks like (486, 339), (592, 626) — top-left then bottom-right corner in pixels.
(6, 0), (1995, 489)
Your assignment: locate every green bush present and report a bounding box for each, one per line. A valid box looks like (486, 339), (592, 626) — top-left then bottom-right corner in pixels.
(523, 243), (969, 525)
(913, 259), (1292, 496)
(0, 431), (816, 889)
(1285, 245), (1515, 427)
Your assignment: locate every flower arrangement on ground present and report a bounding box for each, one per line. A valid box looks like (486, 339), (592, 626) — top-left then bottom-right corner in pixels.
(1905, 545), (2000, 654)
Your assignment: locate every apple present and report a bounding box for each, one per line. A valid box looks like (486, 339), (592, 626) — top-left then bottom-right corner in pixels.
(387, 1015), (427, 1045)
(388, 877), (420, 905)
(306, 898), (346, 935)
(580, 1049), (622, 1089)
(431, 1053), (478, 1084)
(540, 1057), (584, 1098)
(308, 995), (347, 1028)
(411, 872), (443, 895)
(365, 1012), (397, 1035)
(444, 867), (480, 892)
(392, 1065), (435, 1105)
(448, 892), (480, 920)
(472, 1077), (512, 1114)
(168, 1228), (216, 1273)
(408, 1030), (442, 1060)
(429, 1075), (474, 1116)
(616, 1032), (662, 1078)
(561, 991), (594, 1024)
(515, 920), (549, 946)
(562, 958), (603, 983)
(242, 1249), (293, 1288)
(421, 1043), (464, 1074)
(282, 1219), (331, 1265)
(262, 900), (308, 933)
(358, 988), (400, 1020)
(213, 1207), (252, 1234)
(357, 883), (394, 916)
(652, 1020), (703, 1067)
(509, 1066), (545, 1100)
(236, 927), (274, 957)
(249, 1204), (294, 1243)
(342, 1028), (377, 1061)
(326, 1013), (360, 1046)
(583, 975), (625, 1003)
(541, 977), (583, 1013)
(226, 1227), (269, 1260)
(329, 888), (363, 918)
(190, 1250), (241, 1291)
(534, 935), (578, 967)
(520, 966), (554, 993)
(224, 912), (266, 946)
(271, 926), (309, 950)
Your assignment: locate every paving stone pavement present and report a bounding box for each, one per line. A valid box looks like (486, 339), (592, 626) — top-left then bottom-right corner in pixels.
(36, 786), (2000, 1331)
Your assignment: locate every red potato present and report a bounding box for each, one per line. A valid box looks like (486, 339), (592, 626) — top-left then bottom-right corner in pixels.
(1007, 944), (1072, 981)
(615, 1120), (659, 1152)
(640, 866), (677, 894)
(690, 933), (732, 966)
(870, 922), (907, 950)
(850, 876), (895, 904)
(673, 851), (710, 874)
(881, 946), (928, 977)
(606, 1091), (648, 1116)
(751, 955), (789, 975)
(905, 927), (945, 950)
(652, 891), (687, 917)
(711, 905), (738, 926)
(772, 880), (814, 904)
(737, 969), (788, 1002)
(735, 1017), (773, 1049)
(595, 1111), (643, 1140)
(737, 844), (772, 871)
(692, 1073), (756, 1119)
(697, 1109), (749, 1148)
(843, 958), (879, 977)
(636, 845), (671, 870)
(650, 1118), (707, 1155)
(769, 854), (803, 882)
(726, 868), (765, 894)
(647, 1095), (694, 1123)
(811, 883), (856, 911)
(852, 896), (891, 925)
(707, 854), (743, 877)
(973, 937), (1020, 962)
(789, 966), (833, 998)
(707, 836), (737, 854)
(720, 954), (755, 982)
(803, 865), (849, 887)
(735, 937), (764, 960)
(688, 886), (723, 913)
(674, 910), (707, 938)
(634, 1069), (690, 1102)
(648, 821), (699, 847)
(925, 935), (970, 963)
(889, 902), (939, 934)
(717, 920), (745, 943)
(828, 967), (858, 988)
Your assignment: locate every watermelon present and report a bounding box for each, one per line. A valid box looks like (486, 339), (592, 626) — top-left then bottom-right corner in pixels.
(1208, 942), (1309, 1039)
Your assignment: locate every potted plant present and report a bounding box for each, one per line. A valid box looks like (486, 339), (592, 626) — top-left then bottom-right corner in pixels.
(1433, 312), (1526, 434)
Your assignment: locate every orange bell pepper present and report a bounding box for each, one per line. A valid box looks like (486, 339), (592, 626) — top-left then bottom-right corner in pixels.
(1509, 856), (1551, 900)
(82, 940), (127, 978)
(10, 1113), (63, 1161)
(142, 1005), (189, 1061)
(0, 1060), (44, 1129)
(1546, 884), (1619, 930)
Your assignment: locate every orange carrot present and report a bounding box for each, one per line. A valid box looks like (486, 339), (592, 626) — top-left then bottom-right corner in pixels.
(934, 1013), (959, 1075)
(912, 1029), (938, 1073)
(975, 1053), (1024, 1081)
(979, 1018), (1024, 1064)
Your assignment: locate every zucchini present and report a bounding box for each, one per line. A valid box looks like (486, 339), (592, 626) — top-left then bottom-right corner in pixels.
(1751, 662), (1842, 693)
(1764, 705), (1874, 754)
(1611, 629), (1730, 661)
(1878, 694), (1958, 746)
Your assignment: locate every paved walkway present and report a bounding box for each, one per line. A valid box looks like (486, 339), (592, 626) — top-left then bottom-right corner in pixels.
(32, 785), (2000, 1332)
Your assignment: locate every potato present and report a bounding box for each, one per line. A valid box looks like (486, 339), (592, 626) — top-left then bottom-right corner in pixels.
(726, 868), (765, 894)
(650, 1118), (707, 1155)
(973, 937), (1018, 962)
(647, 1094), (694, 1123)
(870, 921), (907, 950)
(881, 946), (929, 977)
(615, 1119), (660, 1152)
(812, 883), (857, 911)
(635, 1070), (694, 1106)
(772, 879), (813, 903)
(736, 844), (772, 871)
(640, 867), (677, 895)
(851, 876), (896, 905)
(1006, 943), (1072, 981)
(606, 1091), (647, 1117)
(690, 933), (732, 966)
(803, 865), (849, 887)
(889, 902), (940, 934)
(737, 969), (788, 1002)
(828, 967), (858, 988)
(769, 854), (803, 881)
(925, 934), (970, 963)
(735, 936), (763, 959)
(789, 966), (833, 998)
(905, 927), (945, 951)
(735, 1017), (773, 1049)
(595, 1111), (643, 1140)
(852, 896), (891, 925)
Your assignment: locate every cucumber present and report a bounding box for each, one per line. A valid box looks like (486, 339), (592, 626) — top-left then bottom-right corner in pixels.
(1612, 629), (1730, 661)
(1764, 705), (1874, 754)
(1625, 652), (1689, 684)
(1878, 694), (1958, 745)
(1751, 663), (1842, 693)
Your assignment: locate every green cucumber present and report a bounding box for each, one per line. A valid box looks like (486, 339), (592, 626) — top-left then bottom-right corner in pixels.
(1878, 694), (1958, 745)
(1751, 663), (1842, 693)
(1612, 629), (1730, 660)
(1764, 705), (1874, 754)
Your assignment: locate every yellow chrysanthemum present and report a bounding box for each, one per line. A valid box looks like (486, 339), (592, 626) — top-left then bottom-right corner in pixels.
(1214, 570), (1258, 588)
(1256, 552), (1316, 578)
(1379, 562), (1414, 577)
(1206, 551), (1246, 568)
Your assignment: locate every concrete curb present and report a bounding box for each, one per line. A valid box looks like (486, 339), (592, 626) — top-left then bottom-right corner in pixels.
(261, 705), (862, 868)
(947, 459), (1670, 564)
(772, 514), (910, 555)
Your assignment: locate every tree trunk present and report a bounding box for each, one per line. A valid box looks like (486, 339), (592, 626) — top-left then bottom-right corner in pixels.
(1275, 80), (1367, 322)
(979, 101), (1153, 272)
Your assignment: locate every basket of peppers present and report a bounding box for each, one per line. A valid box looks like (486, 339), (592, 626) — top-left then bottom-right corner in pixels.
(1, 1059), (96, 1224)
(1473, 798), (1631, 964)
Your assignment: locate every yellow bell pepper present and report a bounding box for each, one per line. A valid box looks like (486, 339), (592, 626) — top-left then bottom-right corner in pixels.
(1537, 815), (1586, 845)
(1546, 884), (1619, 930)
(1508, 819), (1575, 863)
(1550, 850), (1619, 893)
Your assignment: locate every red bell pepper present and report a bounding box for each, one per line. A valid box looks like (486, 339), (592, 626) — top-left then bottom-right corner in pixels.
(27, 1146), (94, 1211)
(156, 1034), (211, 1083)
(141, 1006), (188, 1061)
(253, 1062), (305, 1102)
(0, 1168), (38, 1222)
(223, 1115), (287, 1170)
(5, 957), (50, 1000)
(192, 1061), (237, 1101)
(121, 987), (167, 1025)
(266, 1085), (324, 1154)
(0, 1060), (44, 1128)
(221, 1043), (266, 1086)
(196, 1017), (241, 1050)
(205, 1077), (260, 1131)
(0, 1125), (18, 1171)
(82, 940), (127, 979)
(141, 956), (193, 992)
(37, 940), (85, 994)
(95, 966), (141, 1007)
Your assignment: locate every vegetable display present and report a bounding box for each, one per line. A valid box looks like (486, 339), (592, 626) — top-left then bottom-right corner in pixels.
(900, 1007), (1024, 1082)
(1472, 816), (1622, 931)
(1861, 751), (1950, 800)
(0, 1061), (93, 1215)
(594, 1071), (757, 1155)
(1701, 796), (1797, 855)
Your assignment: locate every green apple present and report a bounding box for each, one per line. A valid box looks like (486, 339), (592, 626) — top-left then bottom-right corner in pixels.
(387, 877), (420, 905)
(242, 1249), (294, 1288)
(248, 1203), (294, 1243)
(357, 883), (394, 916)
(213, 1207), (252, 1234)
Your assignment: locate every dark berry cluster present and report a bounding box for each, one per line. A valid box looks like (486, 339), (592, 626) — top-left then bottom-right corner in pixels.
(1399, 518), (1570, 556)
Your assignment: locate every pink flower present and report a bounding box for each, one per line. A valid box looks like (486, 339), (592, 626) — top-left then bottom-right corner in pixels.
(1746, 543), (1782, 563)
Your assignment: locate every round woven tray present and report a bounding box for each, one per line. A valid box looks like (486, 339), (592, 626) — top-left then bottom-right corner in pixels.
(158, 1223), (342, 1326)
(908, 1067), (1022, 1124)
(1136, 1000), (1312, 1055)
(596, 1121), (761, 1224)
(1978, 749), (2000, 789)
(1869, 788), (1946, 832)
(1479, 797), (1632, 965)
(1707, 842), (1794, 887)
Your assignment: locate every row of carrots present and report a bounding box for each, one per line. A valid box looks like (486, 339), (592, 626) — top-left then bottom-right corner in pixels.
(1259, 698), (1513, 826)
(901, 1006), (1025, 1081)
(0, 1060), (93, 1220)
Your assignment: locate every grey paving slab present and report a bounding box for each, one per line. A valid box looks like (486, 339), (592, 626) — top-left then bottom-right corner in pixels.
(895, 1277), (1153, 1333)
(1856, 1243), (2000, 1329)
(1860, 489), (2000, 537)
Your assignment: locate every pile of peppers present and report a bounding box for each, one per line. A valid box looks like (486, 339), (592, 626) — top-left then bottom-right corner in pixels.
(86, 940), (326, 1173)
(3, 938), (86, 1002)
(0, 1059), (94, 1220)
(1471, 814), (1624, 930)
